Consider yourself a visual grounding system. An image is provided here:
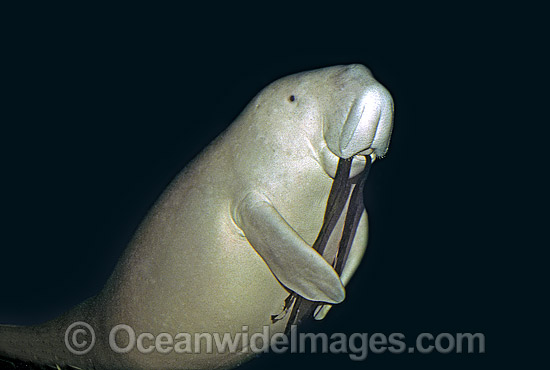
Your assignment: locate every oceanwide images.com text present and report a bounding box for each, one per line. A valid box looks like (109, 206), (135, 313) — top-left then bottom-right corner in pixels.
(65, 322), (485, 361)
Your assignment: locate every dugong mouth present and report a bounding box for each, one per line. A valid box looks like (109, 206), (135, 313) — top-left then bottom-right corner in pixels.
(337, 85), (394, 160)
(320, 84), (393, 178)
(319, 144), (370, 179)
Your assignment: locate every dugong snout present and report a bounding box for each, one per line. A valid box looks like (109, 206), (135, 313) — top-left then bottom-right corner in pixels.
(338, 84), (394, 160)
(322, 64), (394, 160)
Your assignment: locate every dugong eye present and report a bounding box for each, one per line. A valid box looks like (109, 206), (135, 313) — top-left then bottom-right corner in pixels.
(288, 95), (296, 102)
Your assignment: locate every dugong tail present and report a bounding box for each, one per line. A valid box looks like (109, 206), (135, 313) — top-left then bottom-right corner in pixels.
(0, 323), (65, 369)
(0, 312), (97, 370)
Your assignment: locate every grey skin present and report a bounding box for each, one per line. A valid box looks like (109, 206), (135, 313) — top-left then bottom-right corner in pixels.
(0, 64), (393, 370)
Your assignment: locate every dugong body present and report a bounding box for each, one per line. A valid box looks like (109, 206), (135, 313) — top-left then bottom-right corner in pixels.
(0, 64), (393, 370)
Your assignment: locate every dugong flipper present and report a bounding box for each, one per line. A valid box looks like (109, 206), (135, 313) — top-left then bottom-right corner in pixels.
(0, 64), (394, 370)
(235, 191), (345, 304)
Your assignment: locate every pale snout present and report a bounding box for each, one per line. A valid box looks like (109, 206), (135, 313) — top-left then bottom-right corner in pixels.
(338, 84), (394, 160)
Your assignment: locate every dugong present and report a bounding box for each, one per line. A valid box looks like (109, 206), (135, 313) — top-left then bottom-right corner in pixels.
(0, 64), (394, 370)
